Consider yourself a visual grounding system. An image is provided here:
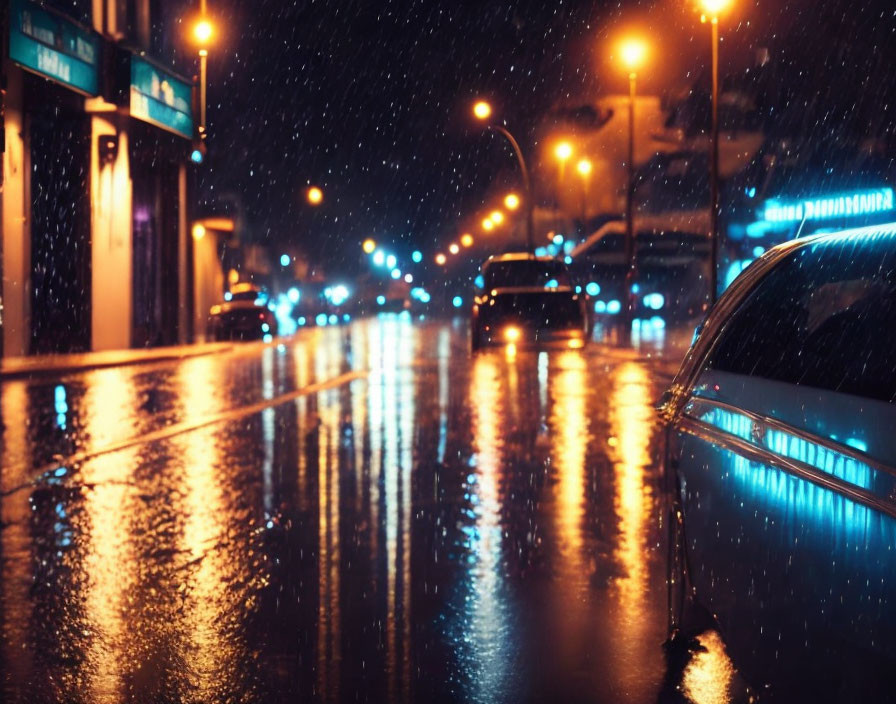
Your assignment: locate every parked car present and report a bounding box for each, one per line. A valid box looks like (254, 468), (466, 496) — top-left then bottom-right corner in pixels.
(471, 253), (588, 350)
(208, 283), (277, 341)
(659, 223), (896, 701)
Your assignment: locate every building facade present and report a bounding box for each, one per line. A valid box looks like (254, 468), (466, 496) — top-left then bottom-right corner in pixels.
(1, 0), (196, 357)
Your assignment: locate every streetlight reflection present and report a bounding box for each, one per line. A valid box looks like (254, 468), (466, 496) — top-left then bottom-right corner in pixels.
(462, 353), (512, 701)
(607, 361), (657, 696)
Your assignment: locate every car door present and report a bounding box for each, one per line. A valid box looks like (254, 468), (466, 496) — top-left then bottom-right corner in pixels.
(668, 234), (896, 692)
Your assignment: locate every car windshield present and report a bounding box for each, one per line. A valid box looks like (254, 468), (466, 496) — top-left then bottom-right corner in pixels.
(483, 260), (572, 289)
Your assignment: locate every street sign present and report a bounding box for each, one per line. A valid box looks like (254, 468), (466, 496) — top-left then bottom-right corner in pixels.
(8, 0), (101, 96)
(130, 55), (193, 139)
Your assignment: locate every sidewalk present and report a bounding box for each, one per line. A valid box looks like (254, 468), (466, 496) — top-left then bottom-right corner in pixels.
(0, 341), (235, 381)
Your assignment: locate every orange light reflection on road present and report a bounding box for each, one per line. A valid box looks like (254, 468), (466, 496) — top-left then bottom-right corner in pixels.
(607, 361), (656, 696)
(1, 383), (33, 694)
(552, 351), (587, 562)
(466, 353), (510, 700)
(176, 354), (234, 700)
(317, 382), (342, 701)
(682, 630), (736, 704)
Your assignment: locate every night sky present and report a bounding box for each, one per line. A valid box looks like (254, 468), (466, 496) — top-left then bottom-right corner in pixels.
(193, 0), (895, 274)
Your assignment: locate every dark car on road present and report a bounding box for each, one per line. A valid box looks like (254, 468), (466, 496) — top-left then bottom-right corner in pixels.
(471, 253), (588, 350)
(659, 222), (896, 701)
(208, 283), (277, 342)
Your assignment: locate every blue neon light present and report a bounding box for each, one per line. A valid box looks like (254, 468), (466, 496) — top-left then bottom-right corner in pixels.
(280, 253), (291, 267)
(412, 250), (423, 263)
(452, 295), (463, 308)
(700, 406), (873, 491)
(585, 282), (600, 296)
(763, 187), (894, 224)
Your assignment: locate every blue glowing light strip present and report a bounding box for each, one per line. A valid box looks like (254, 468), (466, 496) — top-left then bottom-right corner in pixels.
(763, 188), (894, 224)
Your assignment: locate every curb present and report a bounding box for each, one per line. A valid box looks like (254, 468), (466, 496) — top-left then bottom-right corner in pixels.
(0, 343), (235, 382)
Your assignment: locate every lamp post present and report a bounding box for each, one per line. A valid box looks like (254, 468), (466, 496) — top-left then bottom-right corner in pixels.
(700, 0), (730, 303)
(619, 37), (648, 344)
(576, 158), (592, 228)
(192, 3), (214, 139)
(472, 101), (535, 252)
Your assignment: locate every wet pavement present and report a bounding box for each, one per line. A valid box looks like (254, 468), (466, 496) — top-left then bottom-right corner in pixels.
(1, 316), (744, 703)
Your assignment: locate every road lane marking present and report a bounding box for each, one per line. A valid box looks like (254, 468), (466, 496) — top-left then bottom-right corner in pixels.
(4, 369), (366, 496)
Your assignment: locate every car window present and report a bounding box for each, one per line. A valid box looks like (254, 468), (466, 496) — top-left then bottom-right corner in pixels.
(484, 260), (572, 289)
(704, 237), (896, 403)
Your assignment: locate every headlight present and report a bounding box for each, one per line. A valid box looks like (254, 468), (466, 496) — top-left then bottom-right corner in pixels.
(503, 325), (521, 343)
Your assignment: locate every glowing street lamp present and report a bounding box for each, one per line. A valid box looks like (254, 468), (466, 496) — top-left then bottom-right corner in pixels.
(449, 243), (460, 255)
(460, 233), (474, 247)
(504, 193), (520, 210)
(471, 99), (535, 251)
(618, 35), (650, 344)
(435, 253), (447, 265)
(191, 223), (207, 240)
(191, 12), (215, 137)
(482, 217), (495, 232)
(362, 238), (376, 254)
(489, 210), (504, 225)
(554, 141), (573, 163)
(576, 158), (592, 177)
(699, 0), (732, 302)
(307, 186), (323, 205)
(473, 100), (492, 121)
(193, 19), (213, 44)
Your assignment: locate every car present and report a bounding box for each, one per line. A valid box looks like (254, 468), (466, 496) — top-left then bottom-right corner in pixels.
(659, 222), (896, 701)
(471, 253), (588, 350)
(208, 283), (277, 341)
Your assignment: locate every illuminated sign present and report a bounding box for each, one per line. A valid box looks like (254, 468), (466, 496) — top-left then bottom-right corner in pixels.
(130, 56), (193, 139)
(763, 187), (894, 224)
(9, 0), (100, 96)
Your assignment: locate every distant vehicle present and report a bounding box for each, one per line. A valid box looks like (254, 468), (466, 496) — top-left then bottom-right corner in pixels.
(471, 253), (587, 350)
(208, 283), (277, 341)
(659, 223), (896, 700)
(570, 221), (709, 323)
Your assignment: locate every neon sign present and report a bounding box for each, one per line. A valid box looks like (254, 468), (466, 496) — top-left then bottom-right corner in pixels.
(763, 188), (894, 224)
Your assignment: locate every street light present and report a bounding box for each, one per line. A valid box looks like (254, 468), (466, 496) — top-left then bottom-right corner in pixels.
(435, 253), (447, 265)
(554, 141), (573, 164)
(618, 36), (648, 344)
(482, 217), (495, 232)
(362, 238), (376, 254)
(461, 233), (474, 247)
(472, 100), (535, 252)
(307, 186), (323, 205)
(191, 4), (215, 138)
(193, 19), (213, 44)
(504, 193), (520, 210)
(489, 210), (504, 225)
(449, 243), (460, 255)
(699, 0), (731, 302)
(473, 101), (492, 120)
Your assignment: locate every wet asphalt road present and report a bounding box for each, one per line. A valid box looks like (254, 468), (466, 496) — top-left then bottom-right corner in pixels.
(0, 316), (740, 703)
